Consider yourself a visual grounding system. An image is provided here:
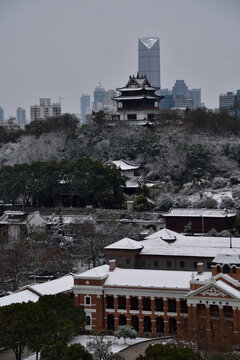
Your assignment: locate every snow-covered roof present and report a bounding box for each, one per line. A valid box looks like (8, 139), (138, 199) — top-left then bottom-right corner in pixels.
(47, 214), (95, 225)
(113, 96), (145, 101)
(125, 177), (155, 188)
(75, 265), (109, 280)
(106, 160), (140, 171)
(75, 265), (211, 290)
(137, 228), (240, 258)
(0, 289), (40, 307)
(163, 208), (237, 218)
(0, 211), (47, 225)
(105, 237), (143, 250)
(217, 280), (240, 298)
(212, 254), (240, 265)
(0, 274), (74, 307)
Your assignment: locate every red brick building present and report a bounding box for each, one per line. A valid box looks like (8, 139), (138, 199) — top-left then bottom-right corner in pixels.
(73, 257), (240, 344)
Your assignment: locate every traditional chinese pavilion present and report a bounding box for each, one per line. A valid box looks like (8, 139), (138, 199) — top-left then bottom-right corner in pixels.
(112, 74), (164, 122)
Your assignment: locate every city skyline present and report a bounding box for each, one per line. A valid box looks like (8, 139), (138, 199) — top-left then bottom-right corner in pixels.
(0, 0), (239, 119)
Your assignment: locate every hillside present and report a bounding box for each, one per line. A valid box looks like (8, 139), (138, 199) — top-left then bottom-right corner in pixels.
(1, 111), (240, 210)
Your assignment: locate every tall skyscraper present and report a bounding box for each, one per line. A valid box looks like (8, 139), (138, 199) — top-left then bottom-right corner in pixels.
(16, 107), (26, 124)
(30, 98), (61, 121)
(138, 37), (160, 88)
(172, 80), (188, 99)
(0, 106), (4, 123)
(94, 82), (106, 111)
(80, 94), (90, 125)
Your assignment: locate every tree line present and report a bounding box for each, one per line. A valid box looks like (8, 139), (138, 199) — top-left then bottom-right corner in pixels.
(0, 114), (78, 144)
(0, 294), (86, 360)
(0, 158), (125, 208)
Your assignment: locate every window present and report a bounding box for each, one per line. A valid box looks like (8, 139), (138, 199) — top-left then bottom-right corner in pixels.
(85, 296), (91, 306)
(193, 262), (198, 269)
(223, 264), (230, 274)
(86, 316), (91, 325)
(155, 298), (163, 312)
(167, 260), (172, 268)
(125, 258), (131, 266)
(154, 260), (159, 267)
(232, 266), (237, 274)
(143, 297), (151, 311)
(180, 261), (185, 269)
(127, 114), (137, 120)
(217, 265), (221, 273)
(130, 297), (138, 310)
(106, 296), (114, 309)
(118, 296), (126, 310)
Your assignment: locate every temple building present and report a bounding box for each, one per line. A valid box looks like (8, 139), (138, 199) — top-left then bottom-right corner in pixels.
(112, 74), (164, 123)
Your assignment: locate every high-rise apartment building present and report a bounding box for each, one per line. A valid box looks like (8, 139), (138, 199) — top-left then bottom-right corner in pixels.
(219, 90), (240, 119)
(0, 106), (4, 123)
(80, 94), (91, 125)
(30, 98), (61, 121)
(138, 37), (160, 88)
(16, 107), (26, 124)
(94, 82), (106, 111)
(188, 89), (201, 109)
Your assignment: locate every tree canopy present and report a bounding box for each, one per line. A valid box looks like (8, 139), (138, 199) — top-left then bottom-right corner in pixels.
(0, 158), (125, 208)
(136, 343), (201, 360)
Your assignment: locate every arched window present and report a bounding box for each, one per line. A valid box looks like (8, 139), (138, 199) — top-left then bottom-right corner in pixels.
(223, 264), (230, 274)
(85, 296), (91, 305)
(131, 315), (139, 332)
(232, 266), (237, 274)
(169, 318), (177, 334)
(156, 317), (164, 333)
(217, 265), (221, 273)
(143, 316), (152, 332)
(107, 314), (114, 331)
(119, 315), (126, 326)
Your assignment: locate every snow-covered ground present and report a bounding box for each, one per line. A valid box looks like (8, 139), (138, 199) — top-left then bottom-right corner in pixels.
(24, 335), (152, 359)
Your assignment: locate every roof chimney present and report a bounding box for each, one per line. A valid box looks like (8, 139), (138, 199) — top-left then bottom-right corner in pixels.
(197, 262), (204, 275)
(109, 259), (116, 271)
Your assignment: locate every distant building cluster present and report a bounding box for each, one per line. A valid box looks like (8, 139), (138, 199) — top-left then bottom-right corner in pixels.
(160, 80), (202, 110)
(219, 90), (240, 119)
(1, 36), (239, 125)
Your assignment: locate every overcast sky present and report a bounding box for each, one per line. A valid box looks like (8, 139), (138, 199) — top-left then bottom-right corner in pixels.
(0, 0), (239, 119)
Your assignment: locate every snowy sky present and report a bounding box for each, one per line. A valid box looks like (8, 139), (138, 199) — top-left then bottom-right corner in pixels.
(0, 0), (239, 119)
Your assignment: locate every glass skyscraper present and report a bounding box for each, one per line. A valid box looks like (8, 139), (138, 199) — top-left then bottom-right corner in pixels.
(80, 94), (90, 125)
(0, 106), (4, 123)
(16, 107), (26, 124)
(138, 37), (160, 88)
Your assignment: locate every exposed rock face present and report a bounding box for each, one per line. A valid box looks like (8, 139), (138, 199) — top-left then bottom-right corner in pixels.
(0, 132), (66, 167)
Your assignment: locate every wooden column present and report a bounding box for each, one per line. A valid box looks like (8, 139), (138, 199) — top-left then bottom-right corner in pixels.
(163, 298), (169, 335)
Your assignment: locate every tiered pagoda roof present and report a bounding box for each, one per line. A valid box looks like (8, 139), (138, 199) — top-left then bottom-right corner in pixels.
(112, 74), (164, 104)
